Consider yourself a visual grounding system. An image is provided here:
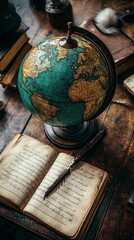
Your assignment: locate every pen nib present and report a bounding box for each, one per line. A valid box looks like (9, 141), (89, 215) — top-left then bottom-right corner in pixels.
(44, 166), (72, 199)
(43, 129), (106, 200)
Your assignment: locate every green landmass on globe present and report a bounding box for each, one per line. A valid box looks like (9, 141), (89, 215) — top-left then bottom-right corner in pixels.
(18, 36), (110, 128)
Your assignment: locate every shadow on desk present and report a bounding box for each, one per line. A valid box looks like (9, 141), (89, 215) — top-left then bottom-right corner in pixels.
(0, 216), (46, 240)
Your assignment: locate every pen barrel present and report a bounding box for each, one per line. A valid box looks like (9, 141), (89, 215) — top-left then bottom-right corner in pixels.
(74, 129), (106, 164)
(44, 129), (106, 198)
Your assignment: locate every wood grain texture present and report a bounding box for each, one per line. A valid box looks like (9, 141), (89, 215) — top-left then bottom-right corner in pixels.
(0, 89), (31, 152)
(96, 126), (134, 240)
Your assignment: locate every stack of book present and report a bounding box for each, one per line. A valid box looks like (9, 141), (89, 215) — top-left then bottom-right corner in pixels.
(80, 21), (134, 76)
(0, 23), (31, 89)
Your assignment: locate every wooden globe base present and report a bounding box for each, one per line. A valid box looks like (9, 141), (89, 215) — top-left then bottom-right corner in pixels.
(44, 119), (99, 149)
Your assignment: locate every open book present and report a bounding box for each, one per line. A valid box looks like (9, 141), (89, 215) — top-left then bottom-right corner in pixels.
(0, 134), (109, 240)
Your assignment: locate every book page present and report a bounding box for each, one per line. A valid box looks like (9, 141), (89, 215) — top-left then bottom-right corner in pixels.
(24, 153), (108, 239)
(0, 135), (57, 209)
(124, 74), (134, 96)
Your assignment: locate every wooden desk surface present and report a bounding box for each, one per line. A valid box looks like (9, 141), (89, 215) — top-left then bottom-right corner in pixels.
(0, 0), (134, 239)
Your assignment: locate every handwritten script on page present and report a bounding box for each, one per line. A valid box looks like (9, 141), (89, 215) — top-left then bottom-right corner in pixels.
(0, 135), (57, 209)
(24, 153), (106, 238)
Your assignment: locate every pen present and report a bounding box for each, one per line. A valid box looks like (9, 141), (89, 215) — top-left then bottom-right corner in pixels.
(44, 129), (106, 199)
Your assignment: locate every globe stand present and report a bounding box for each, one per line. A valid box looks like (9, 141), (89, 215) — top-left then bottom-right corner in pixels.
(18, 24), (116, 150)
(44, 119), (99, 149)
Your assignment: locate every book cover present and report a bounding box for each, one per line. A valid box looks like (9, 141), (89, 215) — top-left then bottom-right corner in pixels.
(0, 42), (31, 89)
(80, 21), (134, 76)
(0, 23), (29, 73)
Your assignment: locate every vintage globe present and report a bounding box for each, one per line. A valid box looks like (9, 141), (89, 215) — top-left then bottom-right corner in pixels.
(18, 24), (116, 148)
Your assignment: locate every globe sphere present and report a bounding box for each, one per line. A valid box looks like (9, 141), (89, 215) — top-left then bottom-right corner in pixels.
(18, 34), (115, 129)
